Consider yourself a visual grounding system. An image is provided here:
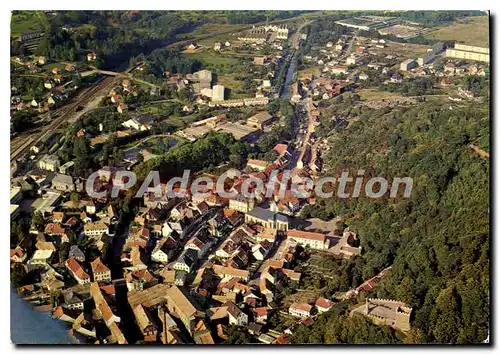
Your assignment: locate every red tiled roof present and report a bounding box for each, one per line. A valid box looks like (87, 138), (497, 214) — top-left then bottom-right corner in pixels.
(301, 317), (314, 326)
(66, 257), (90, 280)
(52, 212), (65, 221)
(273, 143), (289, 157)
(273, 334), (291, 344)
(254, 307), (268, 317)
(268, 259), (285, 269)
(52, 306), (65, 319)
(10, 248), (25, 258)
(287, 229), (326, 242)
(315, 297), (333, 309)
(36, 241), (56, 251)
(137, 227), (150, 239)
(44, 223), (66, 235)
(289, 303), (312, 313)
(100, 284), (116, 296)
(65, 216), (80, 226)
(91, 257), (110, 274)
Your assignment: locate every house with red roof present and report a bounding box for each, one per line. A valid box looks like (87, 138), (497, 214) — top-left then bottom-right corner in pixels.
(91, 257), (111, 283)
(10, 247), (26, 263)
(289, 303), (312, 318)
(65, 257), (91, 285)
(254, 307), (268, 323)
(315, 297), (334, 313)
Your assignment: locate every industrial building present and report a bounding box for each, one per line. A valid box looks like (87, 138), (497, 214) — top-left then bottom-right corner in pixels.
(418, 52), (434, 66)
(246, 111), (274, 130)
(446, 44), (490, 62)
(417, 42), (445, 66)
(400, 58), (417, 71)
(335, 16), (398, 31)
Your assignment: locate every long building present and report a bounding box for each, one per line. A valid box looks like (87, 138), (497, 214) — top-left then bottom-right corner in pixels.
(446, 44), (490, 63)
(164, 285), (201, 335)
(335, 16), (398, 31)
(245, 207), (289, 231)
(417, 42), (445, 66)
(287, 229), (330, 250)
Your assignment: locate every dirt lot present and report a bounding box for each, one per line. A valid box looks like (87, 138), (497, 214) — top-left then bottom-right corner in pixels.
(424, 16), (489, 47)
(370, 42), (430, 58)
(283, 289), (322, 308)
(357, 88), (403, 101)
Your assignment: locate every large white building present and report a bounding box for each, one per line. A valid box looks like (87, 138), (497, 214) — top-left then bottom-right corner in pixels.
(212, 85), (225, 101)
(446, 44), (490, 63)
(229, 195), (255, 213)
(289, 303), (312, 318)
(287, 229), (330, 250)
(400, 58), (417, 71)
(83, 221), (109, 239)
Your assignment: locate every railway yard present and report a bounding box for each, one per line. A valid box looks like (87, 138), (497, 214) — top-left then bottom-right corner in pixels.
(10, 76), (117, 163)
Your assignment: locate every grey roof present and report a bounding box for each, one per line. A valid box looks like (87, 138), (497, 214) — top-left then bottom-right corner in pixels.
(248, 322), (262, 332)
(247, 207), (274, 221)
(63, 291), (82, 305)
(176, 249), (198, 267)
(69, 245), (85, 259)
(175, 271), (187, 280)
(247, 207), (288, 223)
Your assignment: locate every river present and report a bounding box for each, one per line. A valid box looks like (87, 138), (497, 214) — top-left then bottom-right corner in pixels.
(280, 51), (298, 100)
(10, 288), (73, 344)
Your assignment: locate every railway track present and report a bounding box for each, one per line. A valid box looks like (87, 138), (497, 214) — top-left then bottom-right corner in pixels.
(10, 77), (116, 163)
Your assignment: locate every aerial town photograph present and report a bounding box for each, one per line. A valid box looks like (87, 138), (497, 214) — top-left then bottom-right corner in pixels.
(9, 8), (490, 345)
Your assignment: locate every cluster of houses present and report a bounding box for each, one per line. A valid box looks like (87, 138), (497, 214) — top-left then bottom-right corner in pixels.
(107, 79), (139, 114)
(303, 32), (489, 98)
(10, 23), (429, 345)
(11, 128), (366, 343)
(11, 56), (80, 113)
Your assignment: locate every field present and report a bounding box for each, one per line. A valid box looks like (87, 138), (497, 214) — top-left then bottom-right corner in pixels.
(136, 102), (200, 129)
(42, 62), (67, 72)
(216, 75), (244, 96)
(185, 52), (244, 68)
(298, 66), (321, 78)
(11, 11), (41, 37)
(184, 51), (250, 95)
(181, 23), (243, 39)
(357, 89), (403, 101)
(165, 114), (201, 128)
(372, 42), (430, 58)
(424, 16), (489, 47)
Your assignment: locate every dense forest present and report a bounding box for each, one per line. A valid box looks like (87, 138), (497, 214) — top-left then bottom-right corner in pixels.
(225, 10), (307, 24)
(144, 48), (202, 76)
(13, 11), (202, 70)
(299, 100), (489, 343)
(11, 10), (305, 69)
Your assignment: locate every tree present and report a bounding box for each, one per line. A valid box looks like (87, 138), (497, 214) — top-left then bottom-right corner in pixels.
(72, 73), (82, 87)
(136, 152), (144, 164)
(11, 264), (28, 286)
(70, 192), (80, 204)
(224, 325), (254, 344)
(31, 212), (45, 232)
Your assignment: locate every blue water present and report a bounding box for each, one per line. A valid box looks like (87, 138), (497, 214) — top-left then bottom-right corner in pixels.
(10, 288), (73, 344)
